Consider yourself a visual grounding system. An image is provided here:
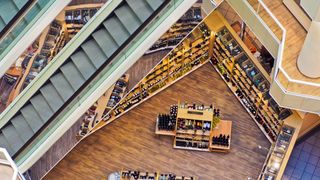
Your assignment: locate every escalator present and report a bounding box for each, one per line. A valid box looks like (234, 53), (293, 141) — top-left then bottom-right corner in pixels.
(0, 0), (71, 79)
(0, 0), (173, 157)
(0, 0), (32, 34)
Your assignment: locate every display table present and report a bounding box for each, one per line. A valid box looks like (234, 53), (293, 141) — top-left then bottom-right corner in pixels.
(156, 103), (232, 152)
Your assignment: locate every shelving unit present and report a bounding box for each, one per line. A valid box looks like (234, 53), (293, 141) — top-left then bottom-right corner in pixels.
(65, 7), (99, 38)
(156, 103), (232, 152)
(259, 125), (295, 179)
(104, 74), (130, 115)
(78, 75), (129, 136)
(146, 7), (203, 54)
(90, 22), (212, 132)
(118, 170), (196, 180)
(204, 11), (292, 142)
(23, 20), (66, 89)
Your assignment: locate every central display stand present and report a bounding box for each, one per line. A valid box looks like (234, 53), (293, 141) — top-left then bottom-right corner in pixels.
(156, 103), (232, 152)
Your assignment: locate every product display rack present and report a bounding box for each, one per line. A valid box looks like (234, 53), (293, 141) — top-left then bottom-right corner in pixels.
(118, 170), (196, 180)
(104, 74), (130, 113)
(156, 103), (232, 152)
(78, 75), (129, 136)
(146, 7), (203, 54)
(65, 7), (100, 38)
(209, 26), (290, 142)
(259, 125), (295, 180)
(202, 11), (292, 142)
(89, 22), (212, 132)
(146, 18), (202, 54)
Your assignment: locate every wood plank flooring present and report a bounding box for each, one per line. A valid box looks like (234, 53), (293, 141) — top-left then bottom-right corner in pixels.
(44, 63), (270, 180)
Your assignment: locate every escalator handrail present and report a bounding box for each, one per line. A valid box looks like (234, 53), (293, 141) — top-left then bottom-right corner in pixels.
(0, 0), (37, 41)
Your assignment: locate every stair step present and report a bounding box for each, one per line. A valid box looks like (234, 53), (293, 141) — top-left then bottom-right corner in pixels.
(0, 0), (18, 23)
(70, 50), (96, 79)
(0, 133), (14, 155)
(24, 5), (41, 23)
(103, 16), (130, 46)
(50, 71), (75, 101)
(13, 0), (28, 9)
(0, 17), (5, 31)
(60, 61), (85, 90)
(11, 114), (35, 141)
(2, 124), (25, 152)
(81, 39), (107, 68)
(126, 0), (153, 22)
(39, 83), (64, 112)
(20, 104), (44, 132)
(92, 28), (118, 58)
(37, 0), (48, 8)
(114, 4), (141, 34)
(145, 0), (164, 11)
(11, 18), (27, 39)
(30, 93), (54, 121)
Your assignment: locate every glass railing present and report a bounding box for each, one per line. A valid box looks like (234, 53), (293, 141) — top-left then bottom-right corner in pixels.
(276, 69), (320, 98)
(246, 0), (283, 42)
(240, 0), (286, 82)
(0, 0), (55, 61)
(15, 0), (185, 171)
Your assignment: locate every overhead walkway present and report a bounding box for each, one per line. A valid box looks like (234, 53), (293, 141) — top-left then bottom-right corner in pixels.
(0, 0), (70, 79)
(0, 0), (196, 172)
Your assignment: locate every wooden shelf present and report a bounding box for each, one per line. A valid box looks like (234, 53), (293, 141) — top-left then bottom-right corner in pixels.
(209, 120), (232, 151)
(119, 170), (196, 180)
(156, 102), (232, 153)
(78, 75), (129, 136)
(206, 18), (290, 142)
(89, 24), (212, 133)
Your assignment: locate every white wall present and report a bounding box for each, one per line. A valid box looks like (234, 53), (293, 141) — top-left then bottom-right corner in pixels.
(301, 0), (320, 19)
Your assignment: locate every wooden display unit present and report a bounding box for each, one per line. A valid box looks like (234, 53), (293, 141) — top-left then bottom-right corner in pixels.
(78, 74), (129, 136)
(203, 11), (292, 142)
(209, 120), (232, 152)
(156, 103), (232, 152)
(146, 7), (202, 54)
(118, 170), (196, 180)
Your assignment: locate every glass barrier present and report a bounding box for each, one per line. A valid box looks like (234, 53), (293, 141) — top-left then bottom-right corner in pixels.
(277, 69), (320, 98)
(15, 0), (184, 168)
(246, 0), (284, 41)
(0, 0), (54, 60)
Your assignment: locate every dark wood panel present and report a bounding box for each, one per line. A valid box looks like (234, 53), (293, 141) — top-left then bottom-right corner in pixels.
(44, 63), (270, 180)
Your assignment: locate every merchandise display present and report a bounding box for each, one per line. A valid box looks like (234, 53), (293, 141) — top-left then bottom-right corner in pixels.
(79, 74), (129, 136)
(146, 7), (202, 54)
(259, 125), (295, 179)
(92, 22), (211, 131)
(118, 170), (195, 180)
(205, 11), (292, 142)
(156, 102), (232, 152)
(65, 8), (99, 37)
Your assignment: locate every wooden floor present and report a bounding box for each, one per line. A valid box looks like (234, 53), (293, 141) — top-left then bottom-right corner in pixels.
(44, 63), (270, 180)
